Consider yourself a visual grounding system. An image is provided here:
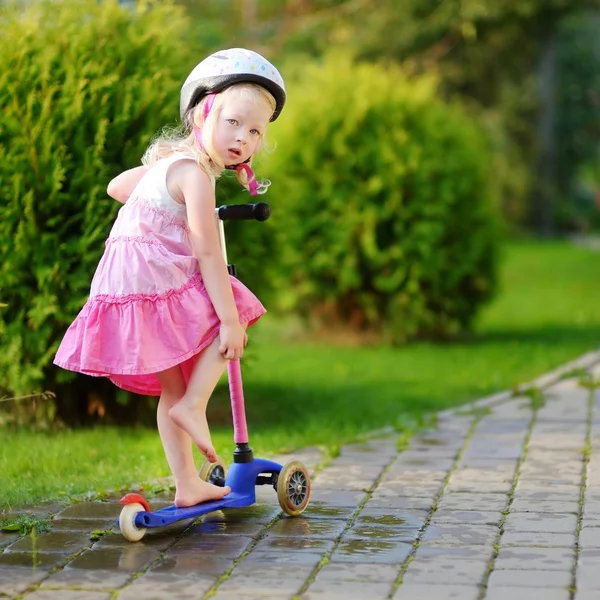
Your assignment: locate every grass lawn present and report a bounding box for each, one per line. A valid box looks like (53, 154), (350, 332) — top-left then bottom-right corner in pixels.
(2, 239), (599, 511)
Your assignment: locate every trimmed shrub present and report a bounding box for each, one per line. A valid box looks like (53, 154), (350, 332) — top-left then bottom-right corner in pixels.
(0, 0), (200, 400)
(263, 54), (500, 341)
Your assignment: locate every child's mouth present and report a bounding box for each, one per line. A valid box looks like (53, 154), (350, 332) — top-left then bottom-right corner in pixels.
(228, 148), (242, 160)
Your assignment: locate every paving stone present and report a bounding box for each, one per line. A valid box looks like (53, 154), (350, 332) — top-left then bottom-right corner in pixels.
(305, 489), (366, 507)
(343, 523), (419, 543)
(242, 549), (324, 567)
(150, 554), (231, 576)
(461, 443), (524, 461)
(183, 517), (265, 538)
(510, 498), (580, 514)
(436, 492), (508, 512)
(578, 548), (600, 566)
(66, 546), (160, 571)
(93, 529), (182, 552)
(432, 510), (503, 526)
(392, 583), (480, 599)
(25, 591), (112, 600)
(117, 572), (215, 599)
(313, 473), (375, 491)
(54, 502), (121, 520)
(217, 564), (308, 597)
(265, 515), (347, 539)
(329, 538), (412, 564)
(402, 556), (489, 585)
(252, 536), (334, 552)
(514, 481), (582, 500)
(485, 588), (570, 600)
(394, 453), (457, 469)
(454, 461), (518, 478)
(374, 483), (443, 498)
(583, 501), (600, 518)
(577, 565), (600, 589)
(5, 530), (92, 553)
(0, 566), (49, 596)
(576, 591), (600, 600)
(416, 544), (494, 560)
(382, 469), (448, 484)
(475, 420), (529, 435)
(495, 547), (575, 571)
(501, 530), (576, 547)
(420, 523), (498, 546)
(488, 568), (572, 587)
(449, 468), (515, 485)
(503, 512), (579, 534)
(366, 494), (436, 511)
(580, 524), (600, 549)
(49, 517), (114, 531)
(0, 532), (20, 548)
(302, 579), (391, 599)
(354, 509), (426, 537)
(518, 470), (582, 486)
(169, 534), (254, 558)
(39, 567), (130, 590)
(445, 478), (513, 494)
(0, 551), (66, 569)
(295, 502), (356, 520)
(314, 562), (398, 583)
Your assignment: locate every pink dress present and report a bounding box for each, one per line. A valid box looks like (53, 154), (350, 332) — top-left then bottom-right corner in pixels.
(54, 154), (266, 396)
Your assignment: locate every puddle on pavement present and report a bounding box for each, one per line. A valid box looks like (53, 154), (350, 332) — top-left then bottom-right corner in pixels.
(335, 538), (412, 561)
(0, 551), (66, 569)
(301, 503), (354, 519)
(66, 546), (158, 571)
(268, 516), (347, 538)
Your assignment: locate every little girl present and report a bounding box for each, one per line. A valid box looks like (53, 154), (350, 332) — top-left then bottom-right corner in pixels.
(54, 48), (286, 507)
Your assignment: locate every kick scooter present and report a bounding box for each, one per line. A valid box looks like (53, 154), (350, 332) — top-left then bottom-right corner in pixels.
(118, 202), (311, 542)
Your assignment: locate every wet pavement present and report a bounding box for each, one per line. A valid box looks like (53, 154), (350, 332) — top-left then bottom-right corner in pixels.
(2, 351), (600, 599)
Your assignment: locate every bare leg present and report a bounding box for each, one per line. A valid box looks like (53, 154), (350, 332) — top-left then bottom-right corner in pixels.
(156, 364), (230, 507)
(168, 335), (230, 462)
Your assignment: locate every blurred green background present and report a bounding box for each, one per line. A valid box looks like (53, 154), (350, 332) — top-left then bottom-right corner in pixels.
(1, 0), (599, 509)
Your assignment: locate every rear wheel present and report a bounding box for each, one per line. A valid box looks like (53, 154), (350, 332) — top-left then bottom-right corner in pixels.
(276, 461), (311, 516)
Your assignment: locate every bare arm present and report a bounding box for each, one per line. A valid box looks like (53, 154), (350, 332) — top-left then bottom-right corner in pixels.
(107, 166), (148, 203)
(172, 161), (246, 359)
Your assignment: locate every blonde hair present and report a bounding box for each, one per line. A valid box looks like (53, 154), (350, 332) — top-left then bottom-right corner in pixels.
(143, 83), (276, 194)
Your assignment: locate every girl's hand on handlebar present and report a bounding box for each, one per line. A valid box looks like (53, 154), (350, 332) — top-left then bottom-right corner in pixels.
(218, 322), (248, 361)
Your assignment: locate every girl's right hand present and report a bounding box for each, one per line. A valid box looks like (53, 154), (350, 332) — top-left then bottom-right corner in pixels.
(218, 322), (248, 361)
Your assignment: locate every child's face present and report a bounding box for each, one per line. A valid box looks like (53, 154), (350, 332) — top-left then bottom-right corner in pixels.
(212, 90), (272, 165)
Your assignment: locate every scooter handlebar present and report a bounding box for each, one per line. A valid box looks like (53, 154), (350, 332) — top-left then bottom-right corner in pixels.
(217, 202), (271, 222)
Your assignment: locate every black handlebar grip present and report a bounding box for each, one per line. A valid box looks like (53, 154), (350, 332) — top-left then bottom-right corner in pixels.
(217, 202), (271, 222)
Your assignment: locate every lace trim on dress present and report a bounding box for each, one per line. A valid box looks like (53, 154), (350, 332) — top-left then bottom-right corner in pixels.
(105, 236), (164, 247)
(128, 195), (190, 233)
(91, 272), (205, 305)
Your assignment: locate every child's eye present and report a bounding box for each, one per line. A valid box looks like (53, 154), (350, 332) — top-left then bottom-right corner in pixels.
(227, 119), (237, 125)
(250, 129), (260, 136)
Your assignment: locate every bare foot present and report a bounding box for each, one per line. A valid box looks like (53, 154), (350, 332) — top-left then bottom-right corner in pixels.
(174, 476), (231, 507)
(169, 400), (217, 462)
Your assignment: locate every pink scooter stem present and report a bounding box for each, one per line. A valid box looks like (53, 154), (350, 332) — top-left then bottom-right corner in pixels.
(228, 359), (249, 444)
(215, 209), (251, 447)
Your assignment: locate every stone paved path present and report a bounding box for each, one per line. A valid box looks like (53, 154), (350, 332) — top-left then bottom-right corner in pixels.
(2, 352), (600, 599)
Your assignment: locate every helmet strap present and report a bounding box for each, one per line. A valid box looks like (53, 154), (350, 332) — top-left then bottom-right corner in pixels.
(225, 161), (259, 196)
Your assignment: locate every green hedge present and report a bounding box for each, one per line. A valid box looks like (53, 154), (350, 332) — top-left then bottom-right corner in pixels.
(263, 55), (500, 341)
(0, 0), (198, 396)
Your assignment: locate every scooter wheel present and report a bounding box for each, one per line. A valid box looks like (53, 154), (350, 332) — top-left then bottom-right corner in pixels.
(276, 460), (311, 516)
(199, 455), (228, 486)
(119, 502), (147, 542)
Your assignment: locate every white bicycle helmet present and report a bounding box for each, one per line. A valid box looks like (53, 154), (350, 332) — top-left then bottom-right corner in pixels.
(180, 48), (286, 122)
